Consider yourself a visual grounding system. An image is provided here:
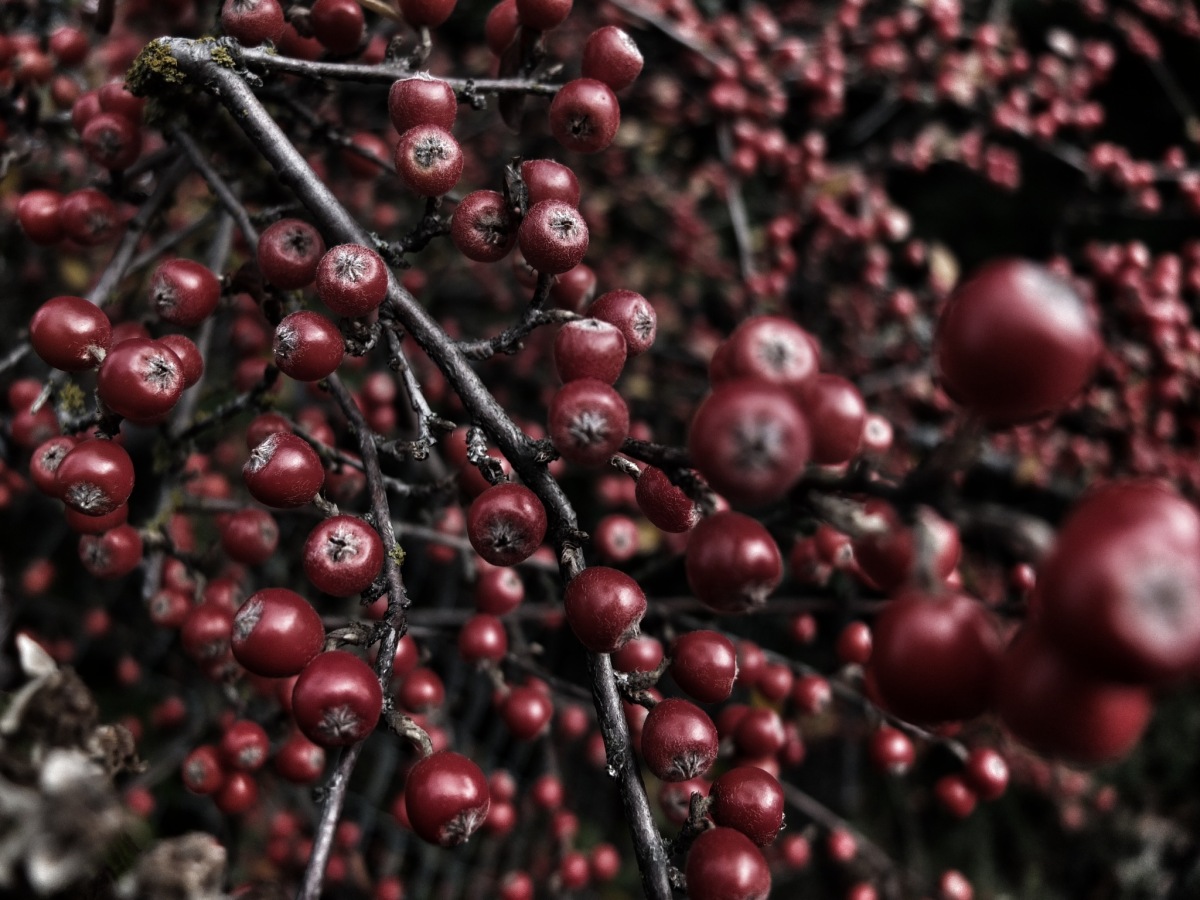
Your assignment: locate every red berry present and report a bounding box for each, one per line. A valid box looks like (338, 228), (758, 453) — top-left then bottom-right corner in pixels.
(934, 259), (1101, 424)
(316, 244), (389, 317)
(97, 338), (185, 421)
(934, 774), (977, 818)
(549, 79), (620, 154)
(310, 0), (365, 55)
(553, 318), (627, 384)
(458, 613), (508, 664)
(220, 720), (270, 772)
(964, 747), (1008, 801)
(181, 603), (235, 662)
(521, 159), (580, 207)
(548, 378), (629, 467)
(635, 466), (698, 533)
(243, 432), (325, 508)
(57, 439), (135, 517)
(29, 296), (111, 372)
(81, 111), (141, 170)
(582, 26), (643, 90)
(451, 190), (517, 262)
(274, 310), (345, 380)
(158, 334), (204, 386)
(150, 259), (221, 328)
(467, 483), (547, 566)
(232, 587), (325, 677)
(79, 525), (143, 579)
(18, 190), (65, 245)
(258, 219), (326, 290)
(215, 771), (259, 815)
(669, 630), (738, 703)
(868, 726), (915, 775)
(640, 698), (718, 781)
(398, 0), (457, 28)
(303, 515), (386, 596)
(405, 751), (490, 846)
(709, 765), (785, 846)
(501, 684), (554, 739)
(685, 511), (782, 614)
(60, 188), (117, 246)
(803, 375), (867, 466)
(275, 731), (327, 783)
(474, 564), (525, 615)
(218, 509), (279, 565)
(389, 75), (457, 133)
(394, 125), (463, 197)
(292, 651), (383, 747)
(221, 0), (286, 46)
(688, 380), (811, 508)
(684, 827), (771, 900)
(563, 566), (647, 653)
(182, 745), (226, 794)
(515, 0), (571, 30)
(485, 0), (520, 55)
(870, 588), (1002, 724)
(518, 200), (589, 275)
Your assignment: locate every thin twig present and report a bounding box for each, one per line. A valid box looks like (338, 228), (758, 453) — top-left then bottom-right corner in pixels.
(169, 127), (260, 244)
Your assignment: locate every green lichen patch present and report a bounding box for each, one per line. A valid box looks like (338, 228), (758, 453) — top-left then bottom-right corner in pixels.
(125, 40), (185, 97)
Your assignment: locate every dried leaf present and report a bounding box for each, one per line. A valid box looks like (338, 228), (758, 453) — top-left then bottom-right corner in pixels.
(356, 0), (403, 23)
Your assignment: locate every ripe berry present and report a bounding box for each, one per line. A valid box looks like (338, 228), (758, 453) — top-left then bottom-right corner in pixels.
(451, 190), (517, 262)
(405, 751), (490, 846)
(150, 259), (221, 328)
(399, 667), (445, 712)
(292, 651), (383, 747)
(563, 566), (647, 653)
(218, 508), (279, 565)
(275, 731), (327, 784)
(181, 603), (235, 662)
(485, 0), (519, 55)
(685, 511), (782, 614)
(709, 765), (786, 846)
(220, 720), (270, 772)
(389, 75), (457, 133)
(458, 613), (508, 664)
(60, 189), (117, 246)
(548, 378), (629, 467)
(549, 79), (620, 154)
(395, 125), (463, 197)
(554, 318), (627, 384)
(57, 439), (135, 517)
(582, 26), (643, 90)
(870, 588), (1002, 724)
(81, 111), (141, 170)
(934, 774), (977, 818)
(684, 827), (771, 900)
(221, 0), (286, 46)
(501, 684), (554, 739)
(274, 310), (345, 381)
(613, 635), (664, 674)
(182, 745), (226, 794)
(688, 379), (810, 508)
(215, 771), (259, 815)
(79, 525), (143, 579)
(232, 587), (325, 677)
(521, 159), (580, 206)
(803, 375), (867, 465)
(18, 190), (65, 244)
(243, 433), (324, 508)
(515, 0), (571, 30)
(964, 747), (1009, 801)
(310, 0), (365, 55)
(258, 219), (326, 290)
(710, 315), (819, 396)
(30, 435), (76, 497)
(851, 502), (960, 593)
(30, 296), (111, 372)
(733, 708), (786, 758)
(635, 466), (698, 533)
(669, 630), (738, 703)
(996, 627), (1153, 764)
(97, 338), (185, 421)
(303, 515), (385, 596)
(474, 564), (525, 615)
(467, 483), (547, 567)
(868, 726), (915, 775)
(640, 698), (718, 781)
(316, 244), (389, 317)
(934, 259), (1101, 424)
(1036, 480), (1200, 683)
(518, 200), (589, 275)
(158, 334), (204, 386)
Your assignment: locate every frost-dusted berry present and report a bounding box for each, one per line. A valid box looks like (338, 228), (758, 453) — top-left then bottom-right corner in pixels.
(292, 650), (383, 747)
(29, 296), (111, 372)
(548, 378), (629, 467)
(389, 75), (457, 133)
(451, 190), (517, 262)
(563, 566), (646, 653)
(57, 438), (135, 517)
(395, 125), (463, 197)
(221, 0), (286, 46)
(635, 465), (698, 533)
(150, 258), (221, 328)
(588, 289), (656, 356)
(243, 432), (325, 508)
(518, 200), (588, 275)
(549, 78), (620, 154)
(405, 751), (491, 846)
(640, 698), (718, 781)
(553, 318), (626, 384)
(467, 483), (548, 567)
(273, 310), (344, 381)
(258, 219), (326, 290)
(232, 587), (325, 677)
(316, 244), (389, 317)
(302, 515), (386, 596)
(581, 26), (643, 90)
(96, 337), (185, 421)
